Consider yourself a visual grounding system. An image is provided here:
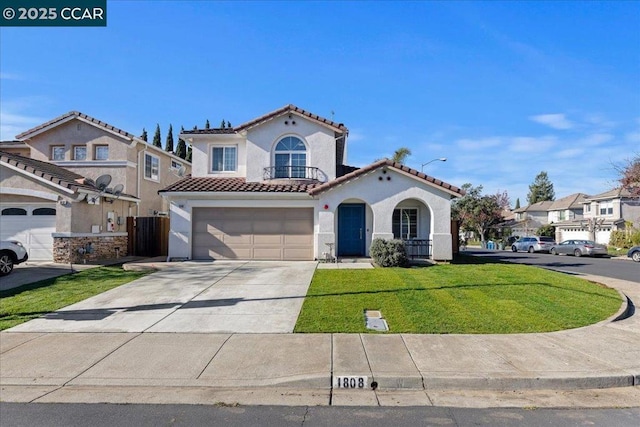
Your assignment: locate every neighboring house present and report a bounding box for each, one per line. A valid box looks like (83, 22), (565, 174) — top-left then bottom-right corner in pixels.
(160, 104), (463, 261)
(555, 188), (640, 244)
(510, 201), (554, 236)
(546, 193), (588, 242)
(14, 111), (190, 217)
(0, 151), (139, 262)
(1, 111), (191, 261)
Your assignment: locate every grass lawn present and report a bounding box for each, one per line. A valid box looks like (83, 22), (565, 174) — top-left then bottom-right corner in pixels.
(0, 267), (150, 331)
(295, 257), (621, 334)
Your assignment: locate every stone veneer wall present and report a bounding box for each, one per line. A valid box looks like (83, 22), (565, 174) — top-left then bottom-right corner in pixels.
(53, 235), (128, 263)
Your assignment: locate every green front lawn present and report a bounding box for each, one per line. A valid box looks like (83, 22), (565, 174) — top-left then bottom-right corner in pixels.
(0, 267), (150, 331)
(295, 259), (621, 334)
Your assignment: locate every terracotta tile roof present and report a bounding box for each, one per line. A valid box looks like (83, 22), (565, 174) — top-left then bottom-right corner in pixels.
(0, 151), (138, 200)
(16, 111), (137, 141)
(159, 177), (319, 193)
(308, 159), (465, 197)
(181, 104), (348, 135)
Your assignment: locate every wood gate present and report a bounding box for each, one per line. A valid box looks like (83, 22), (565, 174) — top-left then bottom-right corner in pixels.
(127, 216), (169, 257)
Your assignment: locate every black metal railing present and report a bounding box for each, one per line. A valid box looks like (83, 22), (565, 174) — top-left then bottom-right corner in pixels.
(263, 166), (321, 181)
(403, 239), (431, 259)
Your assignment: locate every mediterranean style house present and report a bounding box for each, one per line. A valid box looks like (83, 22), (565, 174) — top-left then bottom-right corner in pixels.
(0, 111), (191, 261)
(160, 104), (463, 262)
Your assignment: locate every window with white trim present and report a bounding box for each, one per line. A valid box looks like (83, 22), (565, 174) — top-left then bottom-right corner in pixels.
(95, 145), (109, 160)
(211, 146), (237, 172)
(171, 159), (182, 170)
(274, 136), (306, 178)
(144, 153), (160, 181)
(599, 201), (613, 216)
(51, 146), (65, 160)
(393, 208), (418, 240)
(73, 145), (87, 160)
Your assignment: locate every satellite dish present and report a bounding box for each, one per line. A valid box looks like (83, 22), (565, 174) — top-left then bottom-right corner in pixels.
(104, 187), (113, 194)
(177, 165), (187, 177)
(112, 184), (124, 197)
(84, 177), (95, 186)
(95, 174), (112, 191)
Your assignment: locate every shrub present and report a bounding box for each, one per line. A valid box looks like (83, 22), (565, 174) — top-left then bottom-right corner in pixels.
(536, 224), (555, 238)
(370, 238), (408, 267)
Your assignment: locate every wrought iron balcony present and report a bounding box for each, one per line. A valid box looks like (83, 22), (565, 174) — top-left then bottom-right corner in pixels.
(263, 166), (321, 182)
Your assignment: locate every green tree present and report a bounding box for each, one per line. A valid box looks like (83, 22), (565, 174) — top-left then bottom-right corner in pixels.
(226, 120), (232, 128)
(391, 147), (412, 164)
(527, 171), (555, 204)
(165, 124), (174, 153)
(452, 184), (505, 244)
(152, 124), (162, 148)
(220, 119), (226, 128)
(536, 224), (555, 238)
(205, 119), (210, 130)
(176, 126), (187, 160)
(515, 198), (521, 209)
(617, 154), (640, 197)
(140, 128), (148, 142)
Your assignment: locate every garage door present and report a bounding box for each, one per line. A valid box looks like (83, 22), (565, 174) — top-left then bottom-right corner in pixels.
(0, 206), (56, 260)
(192, 208), (313, 260)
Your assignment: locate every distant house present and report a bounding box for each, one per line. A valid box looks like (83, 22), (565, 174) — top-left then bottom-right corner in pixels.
(554, 188), (640, 244)
(511, 201), (554, 237)
(0, 112), (191, 262)
(160, 104), (464, 261)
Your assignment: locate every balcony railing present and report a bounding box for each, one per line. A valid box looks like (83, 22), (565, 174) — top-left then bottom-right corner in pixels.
(403, 239), (431, 259)
(263, 166), (321, 181)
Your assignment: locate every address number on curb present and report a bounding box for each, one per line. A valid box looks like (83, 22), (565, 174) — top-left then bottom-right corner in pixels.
(333, 376), (368, 389)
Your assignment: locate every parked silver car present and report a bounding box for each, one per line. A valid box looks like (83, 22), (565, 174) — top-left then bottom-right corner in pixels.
(550, 240), (608, 257)
(0, 240), (29, 276)
(628, 246), (640, 262)
(511, 236), (555, 253)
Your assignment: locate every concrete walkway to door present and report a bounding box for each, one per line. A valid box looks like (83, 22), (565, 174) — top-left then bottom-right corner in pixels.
(7, 261), (318, 334)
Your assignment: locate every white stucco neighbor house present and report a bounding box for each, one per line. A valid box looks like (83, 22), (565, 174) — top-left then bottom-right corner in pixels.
(159, 105), (464, 261)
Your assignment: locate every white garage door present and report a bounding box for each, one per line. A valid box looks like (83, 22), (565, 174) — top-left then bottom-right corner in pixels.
(0, 205), (56, 260)
(192, 208), (313, 260)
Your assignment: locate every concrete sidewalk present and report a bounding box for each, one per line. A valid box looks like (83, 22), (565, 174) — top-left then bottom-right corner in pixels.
(1, 273), (639, 408)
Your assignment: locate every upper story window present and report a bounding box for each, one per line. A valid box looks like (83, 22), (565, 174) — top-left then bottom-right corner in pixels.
(73, 145), (87, 160)
(599, 201), (613, 216)
(95, 145), (109, 160)
(51, 146), (65, 160)
(211, 146), (237, 172)
(144, 153), (160, 181)
(275, 136), (306, 178)
(171, 159), (182, 170)
(584, 204), (591, 213)
(558, 210), (566, 221)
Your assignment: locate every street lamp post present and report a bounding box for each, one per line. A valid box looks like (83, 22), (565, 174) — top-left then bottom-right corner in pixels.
(421, 157), (447, 172)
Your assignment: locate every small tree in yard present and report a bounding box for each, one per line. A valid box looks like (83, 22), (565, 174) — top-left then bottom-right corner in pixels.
(452, 184), (507, 246)
(536, 224), (555, 238)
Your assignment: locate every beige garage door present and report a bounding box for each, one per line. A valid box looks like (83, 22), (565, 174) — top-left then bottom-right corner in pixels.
(192, 208), (314, 260)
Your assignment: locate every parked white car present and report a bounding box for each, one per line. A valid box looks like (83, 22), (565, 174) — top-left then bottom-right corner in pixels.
(511, 236), (555, 253)
(0, 240), (29, 276)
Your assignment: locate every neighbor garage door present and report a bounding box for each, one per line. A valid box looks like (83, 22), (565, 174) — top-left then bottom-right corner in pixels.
(0, 205), (56, 260)
(192, 208), (314, 260)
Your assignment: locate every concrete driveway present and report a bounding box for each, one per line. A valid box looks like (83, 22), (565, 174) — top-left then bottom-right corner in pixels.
(7, 261), (317, 334)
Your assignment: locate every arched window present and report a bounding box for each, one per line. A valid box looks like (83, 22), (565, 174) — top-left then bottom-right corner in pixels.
(33, 208), (56, 216)
(1, 208), (27, 215)
(275, 136), (306, 178)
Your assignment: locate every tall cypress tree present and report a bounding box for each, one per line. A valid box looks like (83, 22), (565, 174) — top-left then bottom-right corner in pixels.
(176, 126), (187, 160)
(186, 145), (192, 162)
(205, 119), (210, 129)
(220, 119), (226, 128)
(152, 124), (162, 148)
(165, 124), (174, 153)
(515, 198), (521, 209)
(140, 128), (148, 142)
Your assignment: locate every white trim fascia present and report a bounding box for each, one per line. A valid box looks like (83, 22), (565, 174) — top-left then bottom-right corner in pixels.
(1, 161), (75, 194)
(391, 168), (463, 198)
(0, 187), (60, 201)
(160, 191), (314, 200)
(53, 160), (136, 168)
(52, 232), (128, 238)
(142, 143), (193, 164)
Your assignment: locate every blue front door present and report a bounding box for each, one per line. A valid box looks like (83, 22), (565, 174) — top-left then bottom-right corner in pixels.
(338, 204), (365, 256)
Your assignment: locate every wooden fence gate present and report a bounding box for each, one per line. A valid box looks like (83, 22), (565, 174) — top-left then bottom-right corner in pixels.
(127, 216), (169, 257)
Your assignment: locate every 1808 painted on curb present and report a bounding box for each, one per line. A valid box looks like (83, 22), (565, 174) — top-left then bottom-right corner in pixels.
(5, 6), (104, 21)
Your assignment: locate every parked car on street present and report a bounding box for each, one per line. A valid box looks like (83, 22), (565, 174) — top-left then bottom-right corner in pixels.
(0, 240), (29, 276)
(511, 236), (555, 253)
(628, 245), (640, 262)
(550, 240), (608, 257)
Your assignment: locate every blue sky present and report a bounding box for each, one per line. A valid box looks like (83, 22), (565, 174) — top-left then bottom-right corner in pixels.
(1, 1), (639, 206)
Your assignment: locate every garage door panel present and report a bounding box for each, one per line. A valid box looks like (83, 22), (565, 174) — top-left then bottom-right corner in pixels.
(0, 208), (55, 261)
(192, 208), (313, 260)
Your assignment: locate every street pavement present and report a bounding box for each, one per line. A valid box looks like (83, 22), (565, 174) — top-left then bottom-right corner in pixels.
(0, 259), (639, 408)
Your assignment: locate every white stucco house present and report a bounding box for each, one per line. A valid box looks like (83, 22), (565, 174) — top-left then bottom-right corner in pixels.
(159, 105), (463, 261)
